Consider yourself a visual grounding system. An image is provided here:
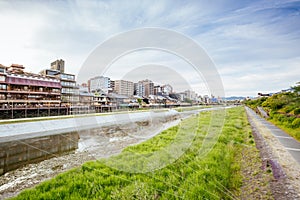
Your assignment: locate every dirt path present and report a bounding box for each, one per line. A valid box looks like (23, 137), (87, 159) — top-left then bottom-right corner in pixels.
(246, 107), (300, 199)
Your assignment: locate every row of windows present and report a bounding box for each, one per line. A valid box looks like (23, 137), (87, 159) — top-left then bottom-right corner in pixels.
(61, 74), (75, 80)
(61, 88), (79, 94)
(61, 81), (76, 87)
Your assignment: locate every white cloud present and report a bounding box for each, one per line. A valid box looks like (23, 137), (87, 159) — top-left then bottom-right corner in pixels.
(0, 0), (299, 97)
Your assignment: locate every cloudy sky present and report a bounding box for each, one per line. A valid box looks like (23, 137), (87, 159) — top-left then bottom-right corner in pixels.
(0, 0), (299, 97)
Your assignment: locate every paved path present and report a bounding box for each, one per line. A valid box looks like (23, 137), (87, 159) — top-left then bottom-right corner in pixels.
(246, 107), (300, 164)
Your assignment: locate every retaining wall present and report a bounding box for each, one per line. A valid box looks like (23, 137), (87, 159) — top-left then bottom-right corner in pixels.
(0, 132), (79, 175)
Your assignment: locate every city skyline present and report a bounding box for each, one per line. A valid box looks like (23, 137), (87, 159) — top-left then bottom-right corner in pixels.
(0, 0), (299, 96)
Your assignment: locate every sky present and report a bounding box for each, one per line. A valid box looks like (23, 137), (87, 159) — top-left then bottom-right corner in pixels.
(0, 0), (300, 97)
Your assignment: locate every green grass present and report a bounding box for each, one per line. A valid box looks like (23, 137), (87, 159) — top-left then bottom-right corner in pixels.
(12, 107), (252, 200)
(244, 91), (300, 141)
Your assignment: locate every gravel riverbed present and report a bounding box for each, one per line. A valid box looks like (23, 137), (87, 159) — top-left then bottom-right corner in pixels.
(0, 111), (183, 199)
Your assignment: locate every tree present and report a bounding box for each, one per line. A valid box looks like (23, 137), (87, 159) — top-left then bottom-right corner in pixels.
(291, 82), (300, 94)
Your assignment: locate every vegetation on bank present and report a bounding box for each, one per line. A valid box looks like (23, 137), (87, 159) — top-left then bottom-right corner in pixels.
(244, 82), (300, 140)
(174, 105), (211, 112)
(12, 107), (255, 200)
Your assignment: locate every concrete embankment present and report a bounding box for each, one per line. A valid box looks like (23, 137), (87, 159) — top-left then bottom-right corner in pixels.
(0, 132), (78, 175)
(0, 110), (179, 175)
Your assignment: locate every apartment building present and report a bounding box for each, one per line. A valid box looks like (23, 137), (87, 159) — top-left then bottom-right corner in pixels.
(139, 79), (154, 96)
(89, 76), (111, 93)
(114, 80), (134, 97)
(134, 82), (145, 97)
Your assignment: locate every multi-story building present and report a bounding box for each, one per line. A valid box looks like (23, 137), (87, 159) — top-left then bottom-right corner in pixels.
(110, 80), (115, 92)
(139, 79), (154, 97)
(0, 64), (61, 109)
(41, 59), (79, 106)
(89, 76), (111, 93)
(60, 73), (79, 105)
(134, 82), (145, 97)
(114, 80), (134, 97)
(154, 85), (162, 95)
(185, 90), (197, 100)
(78, 84), (94, 106)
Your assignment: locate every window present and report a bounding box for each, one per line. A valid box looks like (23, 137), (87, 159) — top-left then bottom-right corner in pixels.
(0, 84), (7, 90)
(61, 74), (75, 80)
(0, 75), (5, 82)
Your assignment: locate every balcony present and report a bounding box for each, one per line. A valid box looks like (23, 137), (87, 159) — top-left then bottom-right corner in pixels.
(1, 90), (61, 95)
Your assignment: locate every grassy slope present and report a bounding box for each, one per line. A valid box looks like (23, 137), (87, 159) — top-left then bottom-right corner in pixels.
(244, 92), (300, 141)
(12, 107), (257, 200)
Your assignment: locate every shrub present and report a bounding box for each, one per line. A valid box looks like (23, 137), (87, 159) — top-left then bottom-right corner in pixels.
(292, 118), (300, 128)
(294, 108), (300, 115)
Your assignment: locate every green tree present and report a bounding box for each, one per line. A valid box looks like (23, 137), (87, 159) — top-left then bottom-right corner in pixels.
(291, 82), (300, 94)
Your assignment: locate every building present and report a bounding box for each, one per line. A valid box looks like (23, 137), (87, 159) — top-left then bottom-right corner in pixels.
(60, 73), (79, 105)
(51, 59), (65, 73)
(89, 76), (111, 93)
(154, 85), (162, 95)
(139, 79), (154, 96)
(110, 80), (115, 93)
(134, 82), (145, 97)
(114, 80), (134, 97)
(78, 84), (94, 106)
(41, 59), (79, 106)
(0, 64), (61, 109)
(184, 90), (197, 100)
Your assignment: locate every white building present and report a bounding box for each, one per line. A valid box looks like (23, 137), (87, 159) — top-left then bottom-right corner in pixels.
(134, 82), (145, 96)
(89, 76), (111, 93)
(185, 90), (197, 100)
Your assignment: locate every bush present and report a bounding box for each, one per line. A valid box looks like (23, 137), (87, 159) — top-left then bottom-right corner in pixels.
(294, 108), (300, 115)
(292, 118), (300, 128)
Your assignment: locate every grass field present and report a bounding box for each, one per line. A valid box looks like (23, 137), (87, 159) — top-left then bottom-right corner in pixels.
(12, 106), (254, 200)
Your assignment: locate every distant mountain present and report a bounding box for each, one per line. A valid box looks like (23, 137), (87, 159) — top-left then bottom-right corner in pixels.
(224, 96), (247, 101)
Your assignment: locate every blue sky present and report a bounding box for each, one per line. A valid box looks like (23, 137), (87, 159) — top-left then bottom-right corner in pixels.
(0, 0), (299, 96)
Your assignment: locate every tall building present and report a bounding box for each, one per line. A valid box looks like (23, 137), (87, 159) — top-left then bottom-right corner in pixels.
(89, 76), (111, 93)
(140, 79), (154, 97)
(60, 73), (79, 105)
(51, 59), (65, 73)
(134, 82), (145, 96)
(41, 59), (79, 106)
(110, 80), (115, 93)
(114, 80), (134, 97)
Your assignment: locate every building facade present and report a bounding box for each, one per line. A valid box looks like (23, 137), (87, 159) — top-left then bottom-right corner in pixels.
(0, 64), (61, 109)
(134, 82), (145, 97)
(41, 59), (79, 106)
(114, 80), (134, 97)
(89, 76), (111, 93)
(139, 79), (154, 97)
